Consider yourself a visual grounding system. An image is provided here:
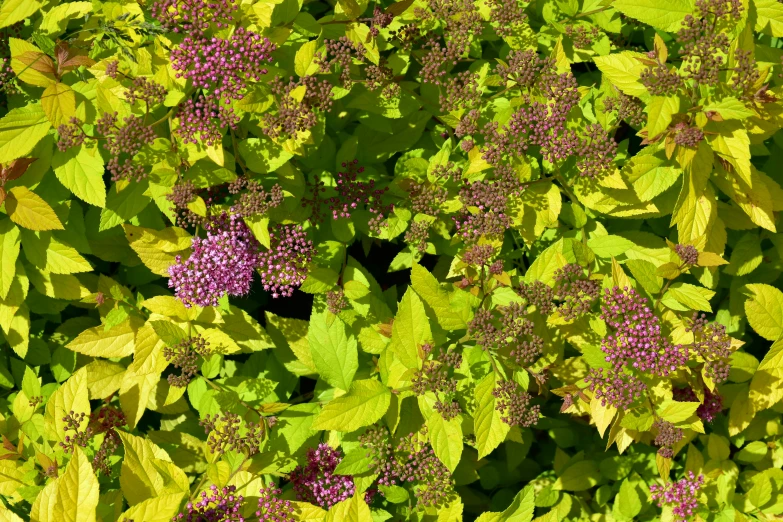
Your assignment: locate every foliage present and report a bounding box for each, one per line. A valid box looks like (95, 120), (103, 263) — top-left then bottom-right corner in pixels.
(0, 0), (782, 520)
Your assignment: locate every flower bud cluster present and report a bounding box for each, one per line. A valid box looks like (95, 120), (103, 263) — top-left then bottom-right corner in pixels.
(256, 485), (295, 521)
(519, 280), (555, 315)
(200, 412), (264, 456)
(317, 37), (367, 88)
(492, 380), (540, 427)
(469, 302), (543, 367)
(553, 264), (599, 320)
(673, 386), (723, 422)
(167, 180), (205, 228)
(686, 313), (731, 383)
(263, 76), (334, 140)
(229, 178), (284, 217)
(124, 77), (166, 106)
(173, 484), (245, 522)
(290, 443), (356, 508)
(584, 367), (647, 410)
(604, 92), (647, 127)
(152, 0), (237, 32)
(257, 224), (314, 298)
(675, 244), (699, 266)
(163, 335), (210, 387)
(488, 0), (527, 37)
(412, 344), (463, 420)
(326, 289), (349, 314)
(653, 418), (684, 458)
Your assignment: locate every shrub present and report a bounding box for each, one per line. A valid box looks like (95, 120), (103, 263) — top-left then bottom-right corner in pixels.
(0, 0), (782, 520)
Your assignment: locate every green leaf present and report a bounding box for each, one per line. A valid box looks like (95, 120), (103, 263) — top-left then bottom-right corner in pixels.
(625, 149), (681, 202)
(749, 337), (783, 412)
(662, 282), (714, 311)
(614, 479), (642, 520)
(703, 97), (755, 120)
(333, 447), (375, 475)
(657, 399), (699, 423)
(52, 146), (106, 207)
(553, 460), (601, 491)
(390, 287), (431, 369)
(325, 493), (372, 522)
(0, 218), (20, 299)
(308, 311), (358, 391)
(474, 373), (510, 459)
(295, 40), (319, 77)
(592, 52), (648, 97)
(754, 0), (783, 36)
(748, 472), (773, 509)
(410, 263), (467, 330)
(726, 232), (763, 276)
(312, 379), (392, 432)
(736, 441), (768, 463)
(645, 96), (680, 137)
(40, 2), (92, 35)
(611, 0), (694, 31)
(67, 319), (138, 358)
(100, 181), (152, 230)
(428, 412), (463, 472)
(118, 431), (188, 506)
(0, 0), (42, 29)
(238, 137), (293, 174)
(744, 283), (783, 341)
(0, 103), (52, 163)
(6, 187), (64, 231)
(587, 235), (636, 258)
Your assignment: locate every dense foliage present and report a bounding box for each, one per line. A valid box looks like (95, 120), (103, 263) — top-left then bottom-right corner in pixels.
(1, 0), (783, 519)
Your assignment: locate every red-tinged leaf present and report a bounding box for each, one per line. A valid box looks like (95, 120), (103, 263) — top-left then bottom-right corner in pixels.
(61, 55), (96, 68)
(3, 157), (36, 181)
(17, 51), (56, 74)
(0, 187), (5, 207)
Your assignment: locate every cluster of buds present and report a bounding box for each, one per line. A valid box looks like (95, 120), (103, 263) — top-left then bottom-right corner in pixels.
(584, 367), (647, 410)
(200, 412), (265, 456)
(553, 264), (599, 320)
(228, 178), (284, 217)
(163, 335), (210, 387)
(256, 484), (295, 521)
(469, 302), (542, 367)
(173, 484), (245, 521)
(263, 75), (333, 140)
(653, 419), (684, 458)
(492, 381), (540, 427)
(412, 344), (463, 420)
(686, 313), (731, 383)
(650, 472), (704, 522)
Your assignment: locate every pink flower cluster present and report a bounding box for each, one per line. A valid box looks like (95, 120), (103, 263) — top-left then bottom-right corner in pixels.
(290, 443), (356, 508)
(168, 213), (261, 307)
(650, 472), (704, 522)
(600, 286), (689, 376)
(173, 484), (245, 521)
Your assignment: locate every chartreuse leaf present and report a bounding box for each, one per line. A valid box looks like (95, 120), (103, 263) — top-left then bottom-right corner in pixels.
(52, 146), (106, 207)
(553, 460), (601, 491)
(67, 318), (139, 358)
(475, 485), (535, 522)
(611, 0), (694, 31)
(0, 0), (42, 28)
(312, 379), (391, 432)
(744, 284), (783, 341)
(117, 493), (186, 522)
(6, 187), (64, 231)
(657, 399), (699, 423)
(30, 447), (99, 522)
(20, 230), (92, 274)
(613, 479), (642, 520)
(755, 0), (783, 36)
(44, 368), (90, 443)
(325, 493), (372, 522)
(308, 310), (358, 391)
(118, 432), (188, 506)
(123, 224), (192, 276)
(0, 103), (52, 162)
(41, 82), (76, 127)
(428, 412), (463, 472)
(39, 2), (92, 34)
(411, 263), (467, 330)
(390, 287), (431, 369)
(0, 218), (20, 299)
(592, 52), (648, 97)
(474, 373), (510, 459)
(749, 337), (783, 412)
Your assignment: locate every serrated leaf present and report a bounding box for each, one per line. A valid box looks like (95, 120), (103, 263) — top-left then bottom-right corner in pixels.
(0, 218), (20, 299)
(593, 52), (648, 97)
(0, 103), (52, 162)
(52, 146), (106, 207)
(474, 373), (510, 459)
(553, 460), (600, 491)
(428, 412), (463, 472)
(6, 186), (63, 231)
(67, 318), (139, 358)
(312, 379), (391, 432)
(308, 311), (358, 391)
(0, 0), (42, 29)
(390, 287), (431, 369)
(744, 284), (783, 341)
(611, 0), (694, 31)
(41, 82), (76, 127)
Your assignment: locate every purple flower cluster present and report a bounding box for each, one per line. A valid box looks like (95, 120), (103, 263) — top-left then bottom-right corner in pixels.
(257, 224), (314, 298)
(173, 484), (245, 522)
(673, 386), (723, 422)
(600, 287), (689, 376)
(675, 244), (699, 266)
(329, 160), (389, 220)
(171, 28), (275, 103)
(175, 95), (240, 147)
(584, 367), (647, 410)
(168, 213), (261, 307)
(256, 485), (295, 522)
(290, 444), (356, 508)
(650, 472), (704, 522)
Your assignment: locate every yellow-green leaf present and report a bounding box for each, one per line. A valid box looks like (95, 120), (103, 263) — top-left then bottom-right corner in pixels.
(390, 287), (431, 369)
(474, 373), (510, 459)
(53, 447), (100, 522)
(124, 224), (192, 276)
(6, 187), (63, 231)
(41, 83), (76, 127)
(0, 0), (42, 29)
(325, 493), (372, 522)
(40, 2), (92, 34)
(593, 52), (648, 97)
(0, 218), (20, 299)
(0, 103), (52, 163)
(744, 283), (783, 341)
(52, 146), (106, 207)
(428, 412), (463, 472)
(312, 379), (392, 432)
(67, 318), (139, 358)
(45, 368), (90, 443)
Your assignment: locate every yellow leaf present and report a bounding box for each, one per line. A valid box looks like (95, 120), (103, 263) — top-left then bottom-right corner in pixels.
(708, 122), (752, 185)
(729, 388), (753, 436)
(123, 224), (192, 276)
(590, 396), (617, 438)
(118, 493), (186, 522)
(0, 505), (24, 522)
(44, 368), (90, 443)
(749, 337), (783, 412)
(53, 448), (100, 522)
(40, 2), (92, 35)
(118, 432), (188, 506)
(6, 186), (64, 231)
(292, 502), (327, 521)
(325, 493), (373, 522)
(119, 370), (158, 429)
(41, 83), (76, 127)
(0, 0), (42, 29)
(593, 52), (648, 97)
(84, 360), (125, 399)
(67, 317), (140, 358)
(0, 461), (25, 498)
